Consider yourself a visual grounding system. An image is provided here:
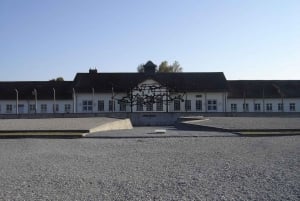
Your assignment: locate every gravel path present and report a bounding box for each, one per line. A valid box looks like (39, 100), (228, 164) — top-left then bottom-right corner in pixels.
(0, 117), (119, 131)
(86, 127), (237, 138)
(188, 117), (300, 130)
(0, 132), (299, 200)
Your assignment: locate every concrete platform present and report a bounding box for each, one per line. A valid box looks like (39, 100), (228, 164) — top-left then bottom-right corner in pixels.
(177, 117), (300, 133)
(0, 117), (132, 136)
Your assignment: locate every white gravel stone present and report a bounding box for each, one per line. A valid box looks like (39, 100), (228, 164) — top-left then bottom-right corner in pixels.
(0, 131), (299, 200)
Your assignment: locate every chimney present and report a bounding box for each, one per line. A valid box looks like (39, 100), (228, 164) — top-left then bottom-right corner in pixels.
(89, 68), (98, 74)
(143, 61), (157, 74)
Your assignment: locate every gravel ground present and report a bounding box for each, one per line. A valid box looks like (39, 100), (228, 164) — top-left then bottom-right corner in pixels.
(86, 127), (237, 138)
(0, 130), (299, 200)
(0, 117), (120, 132)
(188, 117), (300, 130)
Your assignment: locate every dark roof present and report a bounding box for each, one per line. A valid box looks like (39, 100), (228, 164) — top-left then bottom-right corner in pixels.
(0, 81), (73, 100)
(228, 80), (300, 98)
(73, 72), (228, 93)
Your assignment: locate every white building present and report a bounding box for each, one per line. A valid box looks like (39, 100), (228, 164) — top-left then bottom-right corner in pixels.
(0, 61), (299, 115)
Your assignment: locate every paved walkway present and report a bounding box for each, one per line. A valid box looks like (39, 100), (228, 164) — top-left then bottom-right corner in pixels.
(181, 117), (300, 131)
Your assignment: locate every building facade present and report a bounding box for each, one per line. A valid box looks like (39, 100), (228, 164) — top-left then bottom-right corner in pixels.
(0, 61), (299, 115)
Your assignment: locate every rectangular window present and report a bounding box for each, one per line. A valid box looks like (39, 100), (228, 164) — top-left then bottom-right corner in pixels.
(6, 104), (12, 113)
(41, 104), (47, 113)
(83, 100), (93, 112)
(64, 104), (71, 113)
(18, 104), (24, 114)
(156, 97), (163, 111)
(53, 104), (59, 113)
(136, 97), (143, 111)
(119, 101), (126, 112)
(174, 99), (181, 111)
(254, 103), (261, 112)
(231, 104), (237, 112)
(278, 103), (283, 111)
(196, 100), (202, 111)
(290, 103), (296, 111)
(98, 100), (104, 111)
(146, 102), (153, 111)
(266, 103), (272, 111)
(243, 103), (249, 112)
(109, 100), (115, 112)
(207, 100), (217, 111)
(185, 100), (191, 111)
(29, 104), (36, 113)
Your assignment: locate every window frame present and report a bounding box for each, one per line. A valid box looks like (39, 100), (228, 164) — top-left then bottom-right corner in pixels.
(266, 103), (272, 111)
(196, 100), (202, 111)
(207, 100), (217, 111)
(231, 103), (237, 112)
(119, 101), (126, 112)
(64, 104), (71, 113)
(6, 104), (13, 113)
(83, 100), (93, 112)
(174, 99), (181, 111)
(254, 103), (261, 112)
(156, 97), (163, 111)
(98, 100), (105, 111)
(185, 100), (191, 111)
(41, 104), (47, 113)
(289, 103), (296, 112)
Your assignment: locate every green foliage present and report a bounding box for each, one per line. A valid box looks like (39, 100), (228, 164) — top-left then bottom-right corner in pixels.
(158, 60), (182, 72)
(137, 61), (183, 73)
(137, 64), (144, 73)
(50, 77), (64, 82)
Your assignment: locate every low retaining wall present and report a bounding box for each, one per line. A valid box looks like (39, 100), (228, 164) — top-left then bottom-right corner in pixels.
(129, 113), (181, 126)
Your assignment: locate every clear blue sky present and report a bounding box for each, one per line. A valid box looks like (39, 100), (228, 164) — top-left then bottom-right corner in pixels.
(0, 0), (299, 81)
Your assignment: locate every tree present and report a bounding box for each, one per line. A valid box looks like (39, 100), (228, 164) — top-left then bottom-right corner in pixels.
(158, 61), (183, 72)
(50, 77), (64, 82)
(158, 61), (170, 72)
(137, 64), (144, 73)
(137, 61), (183, 73)
(171, 61), (182, 72)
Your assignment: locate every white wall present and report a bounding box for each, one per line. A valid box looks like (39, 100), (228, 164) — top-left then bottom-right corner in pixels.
(168, 92), (226, 112)
(0, 100), (73, 114)
(227, 98), (300, 112)
(76, 93), (129, 113)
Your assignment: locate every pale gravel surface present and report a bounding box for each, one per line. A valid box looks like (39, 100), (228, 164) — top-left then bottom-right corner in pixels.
(0, 128), (299, 200)
(0, 117), (118, 131)
(188, 117), (300, 130)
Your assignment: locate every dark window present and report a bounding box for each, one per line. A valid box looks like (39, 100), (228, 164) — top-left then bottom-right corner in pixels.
(83, 100), (93, 112)
(243, 103), (249, 112)
(254, 103), (261, 111)
(137, 97), (143, 111)
(196, 100), (202, 111)
(156, 97), (163, 111)
(119, 101), (126, 112)
(207, 100), (217, 111)
(98, 100), (104, 111)
(185, 100), (191, 111)
(231, 104), (237, 112)
(266, 103), (272, 111)
(290, 103), (296, 111)
(174, 99), (181, 111)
